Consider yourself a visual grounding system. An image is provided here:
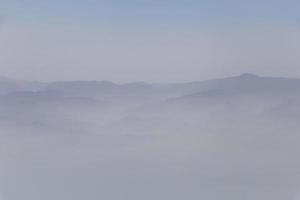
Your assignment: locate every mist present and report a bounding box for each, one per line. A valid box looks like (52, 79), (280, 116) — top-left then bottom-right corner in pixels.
(1, 74), (300, 200)
(0, 26), (300, 82)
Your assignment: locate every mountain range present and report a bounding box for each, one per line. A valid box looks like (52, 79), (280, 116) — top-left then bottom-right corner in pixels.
(0, 73), (300, 134)
(2, 73), (300, 200)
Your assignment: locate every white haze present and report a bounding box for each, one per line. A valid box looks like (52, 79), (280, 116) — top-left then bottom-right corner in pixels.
(0, 26), (300, 82)
(1, 74), (300, 200)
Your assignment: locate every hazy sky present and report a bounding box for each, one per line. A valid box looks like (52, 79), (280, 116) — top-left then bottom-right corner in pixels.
(0, 0), (300, 82)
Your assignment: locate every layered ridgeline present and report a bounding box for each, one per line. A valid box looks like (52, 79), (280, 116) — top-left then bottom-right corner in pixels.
(0, 73), (300, 134)
(1, 74), (300, 200)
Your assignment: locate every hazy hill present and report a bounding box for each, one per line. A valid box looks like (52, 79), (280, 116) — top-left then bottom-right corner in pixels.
(1, 73), (300, 133)
(2, 74), (300, 200)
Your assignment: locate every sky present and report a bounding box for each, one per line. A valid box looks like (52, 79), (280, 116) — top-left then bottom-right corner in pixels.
(0, 0), (300, 82)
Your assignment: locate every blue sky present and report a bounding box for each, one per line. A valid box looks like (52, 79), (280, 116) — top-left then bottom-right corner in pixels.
(2, 0), (300, 29)
(0, 0), (300, 82)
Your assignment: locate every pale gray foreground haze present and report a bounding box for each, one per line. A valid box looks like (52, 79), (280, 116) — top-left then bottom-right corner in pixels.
(1, 74), (300, 200)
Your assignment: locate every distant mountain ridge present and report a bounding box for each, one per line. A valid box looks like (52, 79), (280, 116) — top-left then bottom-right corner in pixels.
(1, 73), (300, 95)
(1, 73), (300, 134)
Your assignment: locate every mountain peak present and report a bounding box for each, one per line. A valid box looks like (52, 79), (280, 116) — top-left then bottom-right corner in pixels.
(237, 73), (260, 79)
